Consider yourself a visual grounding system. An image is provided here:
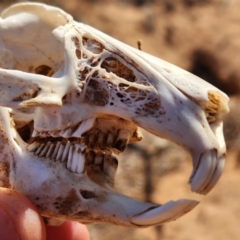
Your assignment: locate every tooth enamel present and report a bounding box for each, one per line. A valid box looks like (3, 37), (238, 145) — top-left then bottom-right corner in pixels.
(72, 118), (95, 137)
(39, 141), (52, 158)
(191, 150), (216, 194)
(50, 130), (60, 137)
(114, 129), (131, 152)
(35, 143), (45, 155)
(202, 155), (225, 194)
(88, 133), (97, 148)
(106, 132), (115, 147)
(27, 141), (41, 152)
(85, 150), (95, 165)
(103, 151), (118, 179)
(46, 143), (55, 158)
(131, 199), (199, 226)
(97, 131), (106, 149)
(32, 129), (39, 137)
(67, 145), (74, 170)
(39, 131), (48, 137)
(61, 141), (71, 162)
(51, 141), (61, 159)
(56, 144), (65, 161)
(60, 128), (73, 138)
(76, 152), (85, 173)
(95, 152), (103, 165)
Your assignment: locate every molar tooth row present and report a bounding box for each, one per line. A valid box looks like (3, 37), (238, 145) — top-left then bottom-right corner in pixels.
(86, 129), (131, 152)
(85, 150), (118, 178)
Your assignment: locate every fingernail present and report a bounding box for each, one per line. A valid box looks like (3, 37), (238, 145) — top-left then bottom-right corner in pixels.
(0, 208), (20, 240)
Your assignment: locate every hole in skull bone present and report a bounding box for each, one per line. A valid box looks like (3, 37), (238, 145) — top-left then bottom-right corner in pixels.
(80, 190), (96, 199)
(82, 37), (104, 54)
(35, 65), (54, 77)
(75, 49), (81, 59)
(84, 79), (109, 106)
(12, 87), (39, 102)
(101, 57), (136, 82)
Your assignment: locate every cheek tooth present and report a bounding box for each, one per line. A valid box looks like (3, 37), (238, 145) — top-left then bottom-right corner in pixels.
(32, 129), (39, 137)
(103, 151), (118, 179)
(27, 142), (41, 152)
(39, 131), (48, 137)
(61, 141), (71, 162)
(85, 150), (95, 165)
(95, 152), (104, 166)
(97, 132), (107, 149)
(51, 141), (61, 159)
(50, 130), (60, 137)
(60, 128), (73, 138)
(114, 129), (131, 152)
(35, 143), (45, 155)
(46, 143), (55, 158)
(67, 145), (74, 170)
(88, 133), (97, 148)
(106, 132), (115, 148)
(39, 141), (51, 158)
(76, 152), (85, 174)
(56, 144), (65, 161)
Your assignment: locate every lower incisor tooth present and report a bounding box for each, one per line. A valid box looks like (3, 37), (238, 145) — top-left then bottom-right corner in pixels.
(131, 199), (199, 226)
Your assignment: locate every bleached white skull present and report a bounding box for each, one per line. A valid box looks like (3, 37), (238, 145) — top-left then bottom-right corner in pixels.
(0, 3), (229, 227)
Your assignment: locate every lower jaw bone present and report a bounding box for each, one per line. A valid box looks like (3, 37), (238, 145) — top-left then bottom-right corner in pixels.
(14, 148), (199, 227)
(20, 130), (199, 227)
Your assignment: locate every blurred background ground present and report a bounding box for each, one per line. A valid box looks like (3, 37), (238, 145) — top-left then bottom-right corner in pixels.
(1, 0), (240, 239)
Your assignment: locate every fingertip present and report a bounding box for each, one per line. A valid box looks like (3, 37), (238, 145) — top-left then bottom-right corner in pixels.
(0, 188), (46, 240)
(46, 221), (90, 240)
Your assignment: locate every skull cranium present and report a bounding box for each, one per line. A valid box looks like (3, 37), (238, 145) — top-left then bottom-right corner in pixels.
(0, 3), (229, 227)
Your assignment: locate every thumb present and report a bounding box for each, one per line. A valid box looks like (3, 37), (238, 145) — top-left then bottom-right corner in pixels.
(0, 187), (46, 240)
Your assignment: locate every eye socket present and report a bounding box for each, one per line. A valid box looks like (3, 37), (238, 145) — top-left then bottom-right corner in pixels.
(35, 65), (54, 77)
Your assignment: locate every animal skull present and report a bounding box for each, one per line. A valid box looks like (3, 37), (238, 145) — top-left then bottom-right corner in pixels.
(0, 3), (229, 227)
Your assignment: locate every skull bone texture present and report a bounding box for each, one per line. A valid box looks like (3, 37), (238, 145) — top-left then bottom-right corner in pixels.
(0, 2), (229, 227)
